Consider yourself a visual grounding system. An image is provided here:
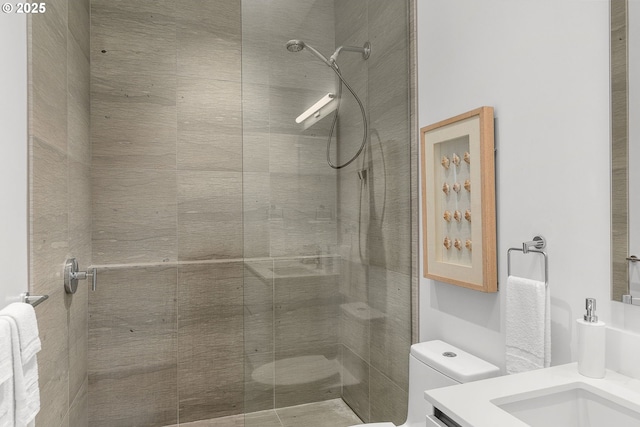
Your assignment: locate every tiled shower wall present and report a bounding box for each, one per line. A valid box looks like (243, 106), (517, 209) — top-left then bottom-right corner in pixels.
(335, 1), (412, 424)
(89, 1), (246, 425)
(89, 0), (339, 426)
(241, 0), (338, 260)
(27, 0), (91, 425)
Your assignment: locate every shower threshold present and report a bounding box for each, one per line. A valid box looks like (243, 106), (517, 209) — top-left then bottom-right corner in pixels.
(164, 398), (362, 427)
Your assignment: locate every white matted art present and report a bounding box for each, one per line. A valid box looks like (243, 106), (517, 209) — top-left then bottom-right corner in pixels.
(421, 107), (497, 292)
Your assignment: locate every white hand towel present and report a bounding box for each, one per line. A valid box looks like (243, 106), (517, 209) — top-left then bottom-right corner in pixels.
(505, 275), (551, 374)
(0, 304), (41, 363)
(0, 318), (14, 427)
(0, 303), (41, 426)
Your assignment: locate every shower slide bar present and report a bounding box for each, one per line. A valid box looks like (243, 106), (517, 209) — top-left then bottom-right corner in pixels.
(20, 292), (49, 307)
(507, 235), (549, 287)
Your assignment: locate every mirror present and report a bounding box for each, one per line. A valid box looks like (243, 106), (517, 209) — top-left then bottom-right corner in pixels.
(612, 0), (640, 304)
(611, 0), (628, 302)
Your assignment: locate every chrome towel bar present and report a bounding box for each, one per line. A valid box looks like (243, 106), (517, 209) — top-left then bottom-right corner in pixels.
(20, 292), (49, 307)
(507, 235), (548, 287)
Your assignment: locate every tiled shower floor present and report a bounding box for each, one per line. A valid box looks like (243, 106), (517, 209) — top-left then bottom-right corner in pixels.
(165, 399), (363, 427)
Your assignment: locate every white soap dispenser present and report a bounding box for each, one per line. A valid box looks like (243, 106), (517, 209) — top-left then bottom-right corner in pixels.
(576, 298), (606, 378)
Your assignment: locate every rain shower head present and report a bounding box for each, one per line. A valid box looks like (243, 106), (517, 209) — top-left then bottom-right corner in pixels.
(285, 39), (331, 66)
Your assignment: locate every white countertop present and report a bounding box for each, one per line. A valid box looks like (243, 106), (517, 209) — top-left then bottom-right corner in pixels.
(424, 363), (640, 427)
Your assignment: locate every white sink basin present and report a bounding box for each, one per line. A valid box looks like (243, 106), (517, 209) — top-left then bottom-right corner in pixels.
(492, 382), (640, 427)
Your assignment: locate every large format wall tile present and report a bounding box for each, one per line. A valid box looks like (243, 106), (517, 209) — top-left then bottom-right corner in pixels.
(335, 0), (367, 45)
(68, 274), (88, 409)
(242, 83), (270, 135)
(241, 2), (271, 86)
(30, 138), (69, 296)
(274, 270), (341, 408)
(269, 133), (335, 177)
(274, 273), (340, 355)
(68, 0), (89, 57)
(242, 173), (271, 258)
(90, 61), (177, 170)
(92, 168), (177, 263)
(91, 0), (177, 170)
(67, 35), (90, 165)
(177, 262), (244, 422)
(90, 81), (177, 170)
(368, 266), (411, 388)
(177, 171), (243, 260)
(90, 0), (176, 71)
(68, 377), (88, 427)
(369, 367), (407, 425)
(33, 289), (70, 427)
(176, 0), (241, 82)
(366, 137), (411, 275)
(244, 351), (275, 414)
(68, 160), (91, 266)
(269, 172), (337, 257)
(340, 294), (370, 363)
(30, 4), (68, 153)
(89, 265), (178, 427)
(341, 345), (370, 422)
(243, 263), (275, 409)
(267, 0), (335, 91)
(243, 262), (274, 355)
(177, 77), (242, 172)
(31, 137), (70, 427)
(368, 0), (407, 55)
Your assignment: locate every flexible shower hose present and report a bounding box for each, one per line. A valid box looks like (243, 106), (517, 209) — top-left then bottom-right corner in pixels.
(326, 62), (369, 169)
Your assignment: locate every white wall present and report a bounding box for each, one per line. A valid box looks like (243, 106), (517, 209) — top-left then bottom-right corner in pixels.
(417, 0), (611, 370)
(0, 14), (29, 307)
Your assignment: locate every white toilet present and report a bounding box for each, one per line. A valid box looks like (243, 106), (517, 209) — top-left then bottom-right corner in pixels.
(349, 340), (500, 427)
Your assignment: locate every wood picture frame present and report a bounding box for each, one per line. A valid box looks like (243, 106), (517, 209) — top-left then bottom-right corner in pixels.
(420, 106), (497, 292)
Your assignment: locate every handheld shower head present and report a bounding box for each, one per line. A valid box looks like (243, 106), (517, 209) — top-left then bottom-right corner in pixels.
(285, 39), (332, 66)
(286, 39), (305, 52)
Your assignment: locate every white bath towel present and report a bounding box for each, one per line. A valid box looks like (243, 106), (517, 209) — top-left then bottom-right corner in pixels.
(0, 318), (14, 427)
(505, 275), (551, 374)
(0, 303), (41, 426)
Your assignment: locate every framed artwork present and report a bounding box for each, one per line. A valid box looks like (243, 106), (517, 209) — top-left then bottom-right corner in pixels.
(420, 106), (497, 292)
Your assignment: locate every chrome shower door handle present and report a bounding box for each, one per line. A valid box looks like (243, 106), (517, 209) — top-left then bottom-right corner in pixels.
(72, 268), (97, 291)
(90, 267), (97, 291)
(64, 258), (97, 293)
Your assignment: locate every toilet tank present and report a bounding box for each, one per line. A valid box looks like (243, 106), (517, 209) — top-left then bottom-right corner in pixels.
(405, 340), (500, 427)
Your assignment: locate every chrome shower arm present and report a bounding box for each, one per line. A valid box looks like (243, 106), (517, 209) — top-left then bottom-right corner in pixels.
(329, 42), (371, 64)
